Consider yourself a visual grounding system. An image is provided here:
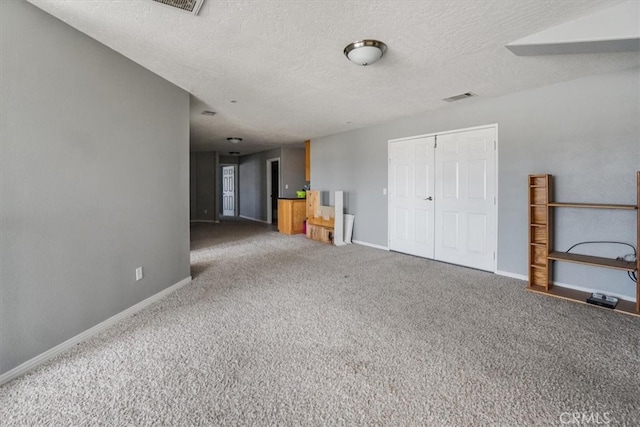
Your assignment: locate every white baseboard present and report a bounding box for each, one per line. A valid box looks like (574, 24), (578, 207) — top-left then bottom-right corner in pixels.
(239, 215), (270, 224)
(353, 240), (389, 251)
(495, 270), (635, 303)
(495, 270), (528, 281)
(0, 276), (192, 386)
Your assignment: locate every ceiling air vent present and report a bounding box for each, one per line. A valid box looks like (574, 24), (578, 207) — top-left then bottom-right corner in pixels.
(152, 0), (204, 15)
(443, 92), (477, 102)
(201, 110), (216, 116)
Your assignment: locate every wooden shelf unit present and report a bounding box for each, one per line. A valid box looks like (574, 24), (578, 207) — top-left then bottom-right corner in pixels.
(527, 172), (640, 316)
(547, 252), (636, 271)
(527, 284), (639, 317)
(305, 190), (345, 245)
(528, 175), (553, 291)
(306, 190), (334, 243)
(548, 202), (636, 210)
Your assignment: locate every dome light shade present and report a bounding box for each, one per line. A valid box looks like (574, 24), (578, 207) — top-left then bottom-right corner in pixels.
(227, 137), (242, 144)
(344, 40), (387, 66)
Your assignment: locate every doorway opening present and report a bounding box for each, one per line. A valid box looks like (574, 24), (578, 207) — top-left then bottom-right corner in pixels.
(266, 158), (280, 224)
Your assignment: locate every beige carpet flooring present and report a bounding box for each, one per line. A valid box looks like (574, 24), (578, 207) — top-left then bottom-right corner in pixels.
(1, 220), (639, 425)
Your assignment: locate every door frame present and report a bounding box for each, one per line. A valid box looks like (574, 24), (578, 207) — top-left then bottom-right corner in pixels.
(266, 157), (281, 224)
(387, 123), (499, 272)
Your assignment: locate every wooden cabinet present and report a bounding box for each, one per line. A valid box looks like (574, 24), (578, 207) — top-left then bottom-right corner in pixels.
(278, 199), (306, 235)
(527, 172), (640, 316)
(305, 140), (310, 182)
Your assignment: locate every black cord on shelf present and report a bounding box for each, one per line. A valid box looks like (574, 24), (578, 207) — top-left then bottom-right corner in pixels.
(565, 240), (637, 284)
(565, 240), (636, 256)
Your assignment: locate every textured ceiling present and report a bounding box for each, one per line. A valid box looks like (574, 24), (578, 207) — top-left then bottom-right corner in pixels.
(27, 0), (640, 154)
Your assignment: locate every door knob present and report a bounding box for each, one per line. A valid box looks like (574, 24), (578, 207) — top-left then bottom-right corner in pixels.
(424, 196), (433, 201)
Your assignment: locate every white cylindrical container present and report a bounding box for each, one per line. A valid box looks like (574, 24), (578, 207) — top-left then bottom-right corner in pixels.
(344, 214), (355, 244)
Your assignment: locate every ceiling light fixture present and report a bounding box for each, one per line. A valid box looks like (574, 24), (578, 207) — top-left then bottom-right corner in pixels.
(227, 137), (242, 144)
(343, 40), (387, 66)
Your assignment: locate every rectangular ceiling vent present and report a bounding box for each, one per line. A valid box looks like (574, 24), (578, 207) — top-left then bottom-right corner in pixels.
(443, 92), (477, 102)
(152, 0), (204, 15)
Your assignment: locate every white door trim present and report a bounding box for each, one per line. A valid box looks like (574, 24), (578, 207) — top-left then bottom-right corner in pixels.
(389, 123), (498, 143)
(266, 157), (280, 224)
(388, 123), (498, 272)
(494, 126), (499, 272)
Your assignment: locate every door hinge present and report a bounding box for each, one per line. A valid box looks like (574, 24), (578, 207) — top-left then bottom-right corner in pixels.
(493, 140), (496, 150)
(493, 252), (496, 260)
(494, 196), (496, 205)
(434, 136), (438, 149)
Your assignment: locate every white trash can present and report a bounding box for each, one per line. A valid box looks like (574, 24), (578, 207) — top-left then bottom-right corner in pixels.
(344, 214), (354, 244)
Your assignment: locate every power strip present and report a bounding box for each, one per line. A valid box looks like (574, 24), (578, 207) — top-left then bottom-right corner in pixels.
(586, 293), (618, 309)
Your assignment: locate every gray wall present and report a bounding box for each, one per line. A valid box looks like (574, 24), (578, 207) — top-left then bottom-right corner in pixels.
(190, 152), (217, 221)
(0, 1), (191, 374)
(312, 67), (640, 300)
(219, 155), (239, 165)
(190, 153), (198, 221)
(280, 146), (307, 198)
(239, 148), (282, 221)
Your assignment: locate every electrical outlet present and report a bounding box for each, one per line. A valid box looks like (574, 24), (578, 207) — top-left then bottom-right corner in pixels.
(135, 267), (143, 281)
(285, 184), (288, 189)
(383, 188), (387, 195)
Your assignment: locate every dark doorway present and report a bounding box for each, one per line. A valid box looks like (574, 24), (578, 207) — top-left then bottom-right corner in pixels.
(271, 160), (279, 223)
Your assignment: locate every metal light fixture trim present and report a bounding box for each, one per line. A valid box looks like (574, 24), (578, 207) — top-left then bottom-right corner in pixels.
(227, 137), (243, 144)
(343, 39), (387, 66)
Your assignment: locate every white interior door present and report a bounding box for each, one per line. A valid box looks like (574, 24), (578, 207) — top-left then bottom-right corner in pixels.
(388, 136), (436, 258)
(222, 165), (235, 216)
(435, 127), (496, 271)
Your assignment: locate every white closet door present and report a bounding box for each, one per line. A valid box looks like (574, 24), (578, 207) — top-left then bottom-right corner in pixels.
(222, 166), (235, 216)
(388, 136), (436, 259)
(435, 127), (496, 271)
